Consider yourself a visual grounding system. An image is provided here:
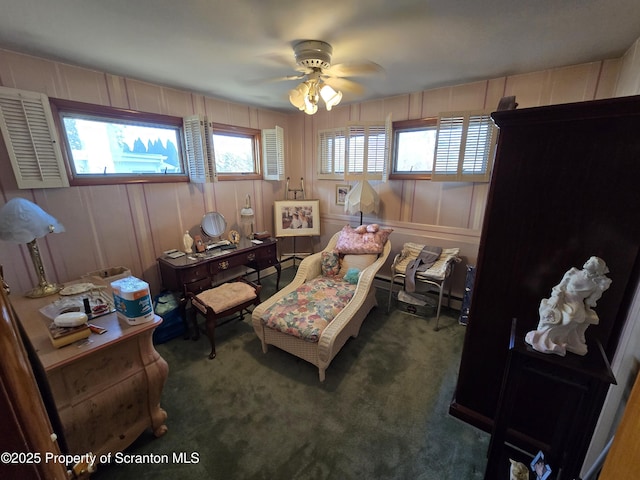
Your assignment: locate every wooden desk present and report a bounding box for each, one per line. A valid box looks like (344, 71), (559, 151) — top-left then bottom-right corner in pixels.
(157, 237), (281, 294)
(10, 282), (168, 458)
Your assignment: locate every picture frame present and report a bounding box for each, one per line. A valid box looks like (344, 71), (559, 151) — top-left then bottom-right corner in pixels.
(530, 451), (552, 480)
(274, 199), (321, 237)
(336, 184), (351, 206)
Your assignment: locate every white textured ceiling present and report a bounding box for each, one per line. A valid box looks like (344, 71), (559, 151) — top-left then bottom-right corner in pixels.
(1, 0), (639, 112)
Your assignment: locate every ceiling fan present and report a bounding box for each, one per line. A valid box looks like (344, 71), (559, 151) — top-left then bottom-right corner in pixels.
(282, 40), (383, 114)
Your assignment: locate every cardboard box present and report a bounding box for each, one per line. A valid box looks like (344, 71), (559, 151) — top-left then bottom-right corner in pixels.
(83, 266), (131, 283)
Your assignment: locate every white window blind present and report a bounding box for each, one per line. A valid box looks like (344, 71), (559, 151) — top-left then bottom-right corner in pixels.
(317, 127), (345, 179)
(0, 86), (69, 189)
(345, 115), (391, 181)
(183, 115), (216, 183)
(432, 111), (497, 182)
(262, 125), (285, 181)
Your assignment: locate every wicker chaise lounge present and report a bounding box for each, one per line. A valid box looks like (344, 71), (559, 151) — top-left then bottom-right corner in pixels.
(252, 227), (391, 381)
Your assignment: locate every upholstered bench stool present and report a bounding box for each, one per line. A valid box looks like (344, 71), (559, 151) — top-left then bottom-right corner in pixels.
(187, 278), (261, 359)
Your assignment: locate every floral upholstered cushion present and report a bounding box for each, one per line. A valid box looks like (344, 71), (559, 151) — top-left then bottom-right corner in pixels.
(335, 224), (392, 254)
(321, 250), (341, 277)
(260, 277), (357, 342)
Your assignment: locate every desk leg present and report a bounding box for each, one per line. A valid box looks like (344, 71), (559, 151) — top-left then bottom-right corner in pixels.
(275, 262), (281, 290)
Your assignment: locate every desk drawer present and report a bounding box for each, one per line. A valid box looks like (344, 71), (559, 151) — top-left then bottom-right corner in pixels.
(252, 243), (277, 265)
(180, 265), (209, 284)
(208, 250), (266, 272)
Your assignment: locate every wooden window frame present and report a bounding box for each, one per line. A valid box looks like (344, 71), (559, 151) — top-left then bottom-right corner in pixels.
(211, 123), (261, 181)
(390, 118), (438, 180)
(50, 98), (188, 186)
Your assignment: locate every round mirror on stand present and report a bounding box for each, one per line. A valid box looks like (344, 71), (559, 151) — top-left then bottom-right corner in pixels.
(201, 212), (227, 239)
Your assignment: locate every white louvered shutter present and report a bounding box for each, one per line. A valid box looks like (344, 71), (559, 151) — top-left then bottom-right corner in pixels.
(0, 86), (69, 188)
(345, 119), (389, 181)
(432, 111), (497, 182)
(183, 115), (216, 183)
(317, 127), (345, 179)
(262, 125), (285, 181)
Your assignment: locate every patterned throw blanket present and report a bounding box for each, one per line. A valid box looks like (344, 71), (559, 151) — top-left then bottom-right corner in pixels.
(260, 277), (356, 342)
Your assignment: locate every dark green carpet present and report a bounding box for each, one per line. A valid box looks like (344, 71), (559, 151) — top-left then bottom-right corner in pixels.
(92, 269), (489, 479)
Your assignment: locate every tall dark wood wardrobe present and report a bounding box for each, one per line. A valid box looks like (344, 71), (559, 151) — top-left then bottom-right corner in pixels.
(449, 95), (640, 471)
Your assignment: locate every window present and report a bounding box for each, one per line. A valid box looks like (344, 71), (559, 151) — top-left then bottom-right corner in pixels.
(317, 115), (391, 181)
(211, 123), (261, 180)
(432, 111), (497, 182)
(318, 128), (346, 179)
(391, 118), (438, 180)
(183, 117), (263, 182)
(50, 98), (186, 185)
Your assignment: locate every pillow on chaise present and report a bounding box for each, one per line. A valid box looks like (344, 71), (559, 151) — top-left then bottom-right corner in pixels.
(335, 224), (392, 254)
(321, 250), (341, 277)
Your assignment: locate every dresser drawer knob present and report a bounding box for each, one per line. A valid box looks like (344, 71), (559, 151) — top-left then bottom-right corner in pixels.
(218, 261), (229, 270)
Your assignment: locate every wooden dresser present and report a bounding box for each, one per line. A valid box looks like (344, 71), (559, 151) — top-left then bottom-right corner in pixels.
(10, 281), (168, 458)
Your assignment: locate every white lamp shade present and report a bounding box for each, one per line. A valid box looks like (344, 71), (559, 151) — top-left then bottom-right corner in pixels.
(289, 83), (309, 110)
(0, 197), (65, 243)
(320, 84), (342, 111)
(303, 94), (318, 115)
(344, 180), (380, 215)
(240, 194), (254, 222)
(240, 208), (254, 221)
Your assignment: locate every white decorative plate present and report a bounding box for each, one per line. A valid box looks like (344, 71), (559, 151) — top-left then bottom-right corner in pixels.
(59, 282), (96, 296)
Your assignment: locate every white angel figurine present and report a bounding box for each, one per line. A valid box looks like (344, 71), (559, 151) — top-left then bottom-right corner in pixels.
(525, 256), (611, 356)
(183, 230), (194, 253)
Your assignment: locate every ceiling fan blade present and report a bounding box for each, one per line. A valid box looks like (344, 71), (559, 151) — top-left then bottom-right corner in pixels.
(259, 52), (310, 74)
(245, 73), (305, 85)
(324, 61), (384, 78)
(323, 77), (365, 96)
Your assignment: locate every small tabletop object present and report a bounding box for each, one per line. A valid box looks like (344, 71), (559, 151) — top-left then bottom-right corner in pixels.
(229, 230), (240, 244)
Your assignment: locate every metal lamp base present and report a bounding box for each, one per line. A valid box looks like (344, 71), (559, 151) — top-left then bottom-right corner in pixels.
(25, 238), (61, 298)
(26, 281), (61, 298)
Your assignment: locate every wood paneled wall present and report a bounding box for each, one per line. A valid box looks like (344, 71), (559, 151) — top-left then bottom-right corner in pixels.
(0, 47), (620, 299)
(0, 49), (290, 295)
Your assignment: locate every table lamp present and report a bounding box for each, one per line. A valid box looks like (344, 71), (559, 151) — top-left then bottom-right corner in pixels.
(240, 194), (255, 239)
(0, 197), (65, 297)
(344, 180), (380, 225)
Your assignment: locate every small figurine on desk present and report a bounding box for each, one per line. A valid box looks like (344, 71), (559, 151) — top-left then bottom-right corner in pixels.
(183, 230), (194, 253)
(525, 256), (611, 356)
(509, 459), (528, 480)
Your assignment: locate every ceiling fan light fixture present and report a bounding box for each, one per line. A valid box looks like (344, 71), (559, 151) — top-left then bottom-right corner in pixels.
(289, 82), (309, 110)
(282, 40), (374, 114)
(303, 93), (318, 115)
(320, 84), (342, 111)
